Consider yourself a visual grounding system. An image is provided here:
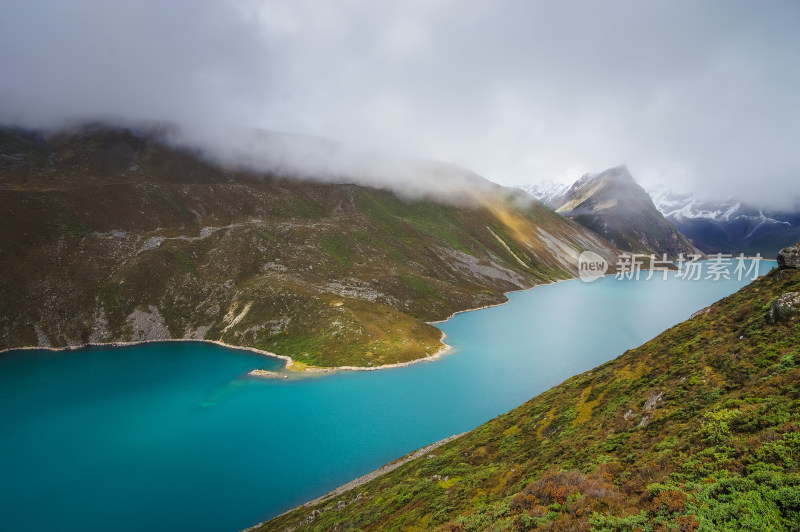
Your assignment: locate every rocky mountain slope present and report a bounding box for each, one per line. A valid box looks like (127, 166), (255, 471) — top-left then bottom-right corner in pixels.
(650, 189), (800, 257)
(525, 166), (698, 258)
(258, 245), (800, 531)
(0, 124), (618, 368)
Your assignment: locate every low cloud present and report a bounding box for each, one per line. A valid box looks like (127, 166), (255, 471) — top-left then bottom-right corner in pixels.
(2, 1), (798, 209)
(170, 124), (498, 203)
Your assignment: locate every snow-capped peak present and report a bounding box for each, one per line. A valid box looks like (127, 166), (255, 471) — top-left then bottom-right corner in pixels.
(517, 180), (569, 207)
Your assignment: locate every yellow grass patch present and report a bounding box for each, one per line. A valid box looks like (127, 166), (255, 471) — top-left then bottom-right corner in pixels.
(574, 386), (600, 426)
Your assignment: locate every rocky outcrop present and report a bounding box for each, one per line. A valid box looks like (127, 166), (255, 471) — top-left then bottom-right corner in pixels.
(126, 306), (172, 341)
(768, 292), (800, 324)
(777, 243), (800, 269)
(247, 369), (284, 378)
(643, 391), (664, 411)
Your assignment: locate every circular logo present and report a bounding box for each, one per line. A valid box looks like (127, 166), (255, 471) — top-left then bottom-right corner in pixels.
(578, 251), (609, 282)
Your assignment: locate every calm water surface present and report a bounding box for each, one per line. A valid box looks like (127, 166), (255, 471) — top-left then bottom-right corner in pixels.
(0, 261), (773, 531)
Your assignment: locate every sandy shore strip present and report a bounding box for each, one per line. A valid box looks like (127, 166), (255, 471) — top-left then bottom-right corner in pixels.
(244, 431), (468, 530)
(1, 338), (290, 364)
(0, 334), (455, 375)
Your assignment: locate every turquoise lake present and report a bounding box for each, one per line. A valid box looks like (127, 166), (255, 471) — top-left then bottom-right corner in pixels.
(0, 261), (774, 531)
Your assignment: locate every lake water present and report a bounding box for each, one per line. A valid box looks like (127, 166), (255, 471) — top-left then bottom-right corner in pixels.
(0, 261), (774, 531)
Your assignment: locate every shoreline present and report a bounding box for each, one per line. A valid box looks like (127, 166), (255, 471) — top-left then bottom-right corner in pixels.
(0, 336), (456, 374)
(0, 276), (575, 373)
(0, 259), (771, 371)
(245, 431), (469, 531)
(427, 275), (574, 324)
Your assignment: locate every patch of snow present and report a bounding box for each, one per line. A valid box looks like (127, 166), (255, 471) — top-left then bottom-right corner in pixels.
(518, 181), (569, 207)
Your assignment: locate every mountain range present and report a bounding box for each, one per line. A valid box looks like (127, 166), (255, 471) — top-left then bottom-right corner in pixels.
(650, 189), (800, 257)
(0, 123), (618, 368)
(523, 166), (698, 258)
(523, 167), (800, 259)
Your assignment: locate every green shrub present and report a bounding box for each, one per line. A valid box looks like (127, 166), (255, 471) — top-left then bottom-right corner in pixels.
(701, 409), (741, 445)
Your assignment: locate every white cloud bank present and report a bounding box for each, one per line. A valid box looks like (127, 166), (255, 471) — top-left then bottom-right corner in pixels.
(1, 0), (799, 208)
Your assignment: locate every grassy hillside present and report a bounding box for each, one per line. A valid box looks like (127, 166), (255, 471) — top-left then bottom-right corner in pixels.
(259, 265), (800, 530)
(0, 124), (617, 368)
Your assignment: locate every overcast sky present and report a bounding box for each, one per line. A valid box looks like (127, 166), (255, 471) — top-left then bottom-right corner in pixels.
(2, 0), (799, 207)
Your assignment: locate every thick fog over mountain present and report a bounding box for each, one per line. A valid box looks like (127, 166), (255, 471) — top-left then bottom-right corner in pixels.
(1, 1), (799, 208)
